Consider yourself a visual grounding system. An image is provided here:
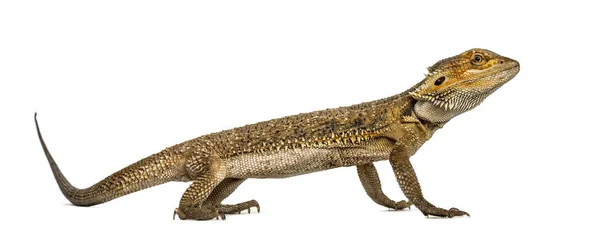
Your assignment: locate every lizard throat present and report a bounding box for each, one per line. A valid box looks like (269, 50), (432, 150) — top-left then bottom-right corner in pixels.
(414, 100), (458, 123)
(413, 97), (484, 123)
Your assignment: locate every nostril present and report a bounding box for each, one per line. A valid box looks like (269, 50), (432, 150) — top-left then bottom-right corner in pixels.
(499, 60), (504, 64)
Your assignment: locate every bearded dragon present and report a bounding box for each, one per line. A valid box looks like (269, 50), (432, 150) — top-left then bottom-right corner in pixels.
(35, 48), (520, 220)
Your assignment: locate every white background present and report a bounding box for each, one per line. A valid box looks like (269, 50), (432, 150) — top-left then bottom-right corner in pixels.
(1, 1), (598, 237)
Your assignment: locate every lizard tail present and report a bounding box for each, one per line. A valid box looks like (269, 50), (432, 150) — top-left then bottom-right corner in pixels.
(35, 113), (187, 206)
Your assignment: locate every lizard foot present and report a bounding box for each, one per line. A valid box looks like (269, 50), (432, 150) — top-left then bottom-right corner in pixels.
(217, 199), (260, 214)
(391, 200), (412, 210)
(421, 207), (470, 218)
(173, 207), (226, 221)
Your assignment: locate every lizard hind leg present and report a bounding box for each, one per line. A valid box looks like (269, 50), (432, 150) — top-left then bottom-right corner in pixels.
(174, 154), (227, 220)
(205, 178), (260, 215)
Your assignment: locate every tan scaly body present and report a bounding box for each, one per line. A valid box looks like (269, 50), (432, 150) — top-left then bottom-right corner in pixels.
(36, 48), (520, 220)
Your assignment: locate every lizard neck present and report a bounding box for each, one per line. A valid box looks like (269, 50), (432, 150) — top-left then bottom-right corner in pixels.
(412, 101), (452, 136)
(382, 93), (445, 135)
(420, 115), (446, 134)
(410, 100), (446, 134)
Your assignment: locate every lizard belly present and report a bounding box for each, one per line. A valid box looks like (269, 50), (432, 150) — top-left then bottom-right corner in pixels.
(224, 140), (394, 179)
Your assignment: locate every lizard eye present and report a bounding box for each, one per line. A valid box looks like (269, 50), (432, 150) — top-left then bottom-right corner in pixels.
(434, 76), (446, 86)
(471, 54), (485, 65)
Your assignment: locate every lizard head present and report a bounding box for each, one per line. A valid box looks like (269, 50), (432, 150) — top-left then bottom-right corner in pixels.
(409, 48), (520, 123)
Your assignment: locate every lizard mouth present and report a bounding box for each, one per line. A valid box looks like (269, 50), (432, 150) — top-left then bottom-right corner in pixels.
(497, 61), (520, 83)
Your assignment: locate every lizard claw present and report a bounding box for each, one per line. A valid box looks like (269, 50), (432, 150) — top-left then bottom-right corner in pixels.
(448, 207), (470, 217)
(215, 211), (226, 220)
(392, 200), (412, 210)
(254, 200), (261, 213)
(216, 199), (260, 215)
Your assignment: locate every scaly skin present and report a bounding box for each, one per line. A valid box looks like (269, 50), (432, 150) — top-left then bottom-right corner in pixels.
(35, 48), (520, 220)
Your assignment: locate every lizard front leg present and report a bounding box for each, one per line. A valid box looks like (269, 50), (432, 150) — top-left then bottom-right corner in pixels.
(356, 163), (411, 210)
(389, 145), (469, 218)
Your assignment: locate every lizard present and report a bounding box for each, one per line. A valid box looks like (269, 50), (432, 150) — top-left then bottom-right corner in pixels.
(35, 48), (520, 220)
